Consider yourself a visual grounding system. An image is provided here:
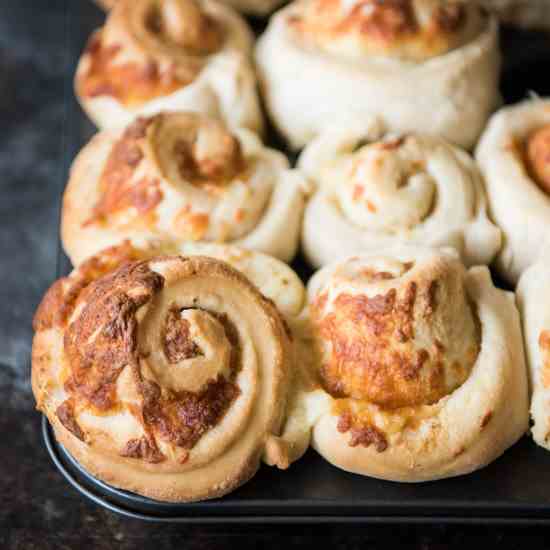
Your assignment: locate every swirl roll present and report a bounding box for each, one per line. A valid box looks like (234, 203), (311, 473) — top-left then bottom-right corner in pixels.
(269, 247), (528, 481)
(299, 126), (501, 269)
(256, 0), (500, 150)
(32, 247), (304, 501)
(476, 99), (550, 284)
(77, 0), (262, 132)
(62, 112), (309, 266)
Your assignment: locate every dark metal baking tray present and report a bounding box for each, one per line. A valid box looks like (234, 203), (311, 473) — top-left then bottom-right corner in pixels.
(42, 1), (550, 523)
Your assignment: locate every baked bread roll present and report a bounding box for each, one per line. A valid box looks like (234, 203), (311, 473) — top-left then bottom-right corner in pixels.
(479, 1), (550, 30)
(61, 112), (309, 266)
(267, 247), (529, 481)
(77, 0), (262, 133)
(32, 246), (305, 502)
(94, 0), (286, 16)
(256, 0), (500, 150)
(299, 125), (501, 269)
(516, 255), (550, 452)
(476, 98), (550, 285)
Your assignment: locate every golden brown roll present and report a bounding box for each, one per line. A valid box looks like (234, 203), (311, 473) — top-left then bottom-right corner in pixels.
(78, 0), (262, 132)
(267, 246), (529, 481)
(32, 245), (305, 502)
(256, 0), (500, 150)
(61, 112), (309, 266)
(516, 254), (550, 452)
(299, 125), (501, 269)
(94, 0), (286, 16)
(479, 1), (550, 30)
(476, 98), (550, 285)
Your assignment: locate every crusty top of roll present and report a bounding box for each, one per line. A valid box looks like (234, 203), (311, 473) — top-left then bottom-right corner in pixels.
(286, 0), (486, 62)
(82, 112), (269, 242)
(309, 249), (480, 409)
(78, 0), (224, 107)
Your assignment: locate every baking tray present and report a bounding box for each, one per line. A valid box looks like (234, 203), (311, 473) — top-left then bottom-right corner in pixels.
(43, 1), (550, 523)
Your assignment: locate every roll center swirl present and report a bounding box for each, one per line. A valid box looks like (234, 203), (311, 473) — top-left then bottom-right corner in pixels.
(157, 307), (234, 394)
(339, 136), (436, 231)
(152, 112), (244, 187)
(311, 251), (480, 409)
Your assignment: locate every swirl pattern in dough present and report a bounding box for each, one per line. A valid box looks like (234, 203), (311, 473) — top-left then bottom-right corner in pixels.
(256, 0), (500, 150)
(300, 125), (501, 269)
(267, 247), (528, 481)
(62, 112), (309, 265)
(77, 0), (262, 132)
(32, 249), (303, 502)
(476, 98), (550, 284)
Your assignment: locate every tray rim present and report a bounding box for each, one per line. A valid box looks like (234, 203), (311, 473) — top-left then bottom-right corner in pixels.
(43, 416), (550, 524)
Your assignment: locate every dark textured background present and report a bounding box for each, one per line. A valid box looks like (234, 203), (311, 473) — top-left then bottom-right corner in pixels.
(3, 0), (550, 547)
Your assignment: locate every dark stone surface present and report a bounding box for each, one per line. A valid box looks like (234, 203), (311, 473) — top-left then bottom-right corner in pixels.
(2, 0), (550, 547)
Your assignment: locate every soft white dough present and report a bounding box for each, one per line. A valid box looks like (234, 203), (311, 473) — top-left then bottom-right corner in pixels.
(476, 98), (550, 285)
(299, 125), (501, 269)
(256, 1), (501, 150)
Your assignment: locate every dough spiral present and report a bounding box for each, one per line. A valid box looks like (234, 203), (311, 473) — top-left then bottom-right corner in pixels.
(476, 98), (550, 284)
(256, 0), (500, 150)
(268, 247), (528, 481)
(300, 126), (501, 269)
(62, 111), (309, 265)
(77, 0), (262, 132)
(32, 251), (301, 502)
